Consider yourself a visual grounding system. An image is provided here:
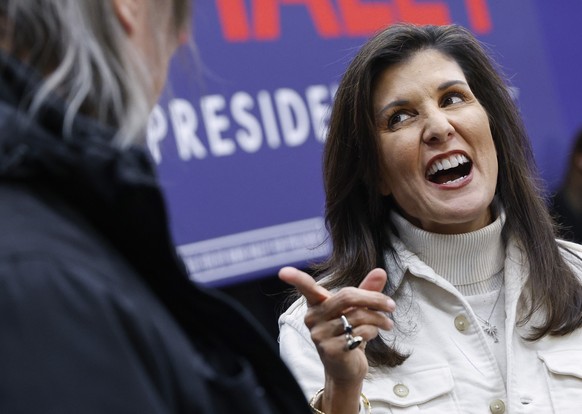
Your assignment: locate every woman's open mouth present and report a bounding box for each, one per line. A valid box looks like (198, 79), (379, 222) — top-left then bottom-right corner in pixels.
(426, 153), (472, 185)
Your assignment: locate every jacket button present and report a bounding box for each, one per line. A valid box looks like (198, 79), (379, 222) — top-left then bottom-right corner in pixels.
(393, 384), (409, 398)
(489, 399), (505, 413)
(454, 315), (469, 332)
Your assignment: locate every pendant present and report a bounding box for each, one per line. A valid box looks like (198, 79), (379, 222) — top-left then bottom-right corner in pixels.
(482, 320), (499, 343)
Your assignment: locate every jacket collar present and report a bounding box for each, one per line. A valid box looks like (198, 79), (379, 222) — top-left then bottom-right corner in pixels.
(384, 228), (528, 299)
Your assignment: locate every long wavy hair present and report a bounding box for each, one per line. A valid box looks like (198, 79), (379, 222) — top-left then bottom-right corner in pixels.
(318, 23), (582, 367)
(0, 0), (191, 147)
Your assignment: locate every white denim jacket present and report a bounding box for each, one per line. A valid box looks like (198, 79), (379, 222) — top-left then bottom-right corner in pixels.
(279, 238), (582, 413)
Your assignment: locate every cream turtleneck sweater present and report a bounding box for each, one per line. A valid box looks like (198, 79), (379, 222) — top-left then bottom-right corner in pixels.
(390, 209), (507, 381)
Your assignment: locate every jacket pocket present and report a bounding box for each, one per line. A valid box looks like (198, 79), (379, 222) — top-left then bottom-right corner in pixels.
(538, 349), (582, 413)
(364, 365), (459, 413)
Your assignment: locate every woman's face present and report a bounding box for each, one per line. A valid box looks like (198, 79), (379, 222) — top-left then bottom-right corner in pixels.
(373, 49), (498, 234)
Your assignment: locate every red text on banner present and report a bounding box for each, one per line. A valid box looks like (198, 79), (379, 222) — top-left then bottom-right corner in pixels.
(215, 0), (492, 42)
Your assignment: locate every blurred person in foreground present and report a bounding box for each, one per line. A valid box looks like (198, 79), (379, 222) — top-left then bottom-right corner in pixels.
(550, 129), (582, 243)
(0, 1), (310, 413)
(278, 24), (582, 413)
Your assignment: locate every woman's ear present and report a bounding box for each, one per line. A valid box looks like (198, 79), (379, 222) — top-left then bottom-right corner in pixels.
(111, 0), (139, 34)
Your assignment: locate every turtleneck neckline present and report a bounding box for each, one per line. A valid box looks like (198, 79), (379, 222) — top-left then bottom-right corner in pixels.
(390, 208), (506, 295)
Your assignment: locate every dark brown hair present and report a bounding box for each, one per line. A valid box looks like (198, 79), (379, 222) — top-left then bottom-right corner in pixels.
(318, 23), (582, 367)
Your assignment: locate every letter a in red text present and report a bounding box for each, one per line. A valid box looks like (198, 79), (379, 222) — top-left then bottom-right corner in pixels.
(254, 0), (342, 40)
(215, 0), (252, 41)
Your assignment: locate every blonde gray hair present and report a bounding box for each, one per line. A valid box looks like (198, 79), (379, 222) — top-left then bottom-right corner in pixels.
(0, 0), (191, 147)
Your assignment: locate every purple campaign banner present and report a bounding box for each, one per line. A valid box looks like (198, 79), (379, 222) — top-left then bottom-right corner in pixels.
(148, 0), (582, 286)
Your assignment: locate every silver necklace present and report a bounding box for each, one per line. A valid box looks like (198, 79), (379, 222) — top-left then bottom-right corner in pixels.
(474, 284), (504, 343)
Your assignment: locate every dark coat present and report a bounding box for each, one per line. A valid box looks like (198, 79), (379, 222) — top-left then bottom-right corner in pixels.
(0, 54), (310, 414)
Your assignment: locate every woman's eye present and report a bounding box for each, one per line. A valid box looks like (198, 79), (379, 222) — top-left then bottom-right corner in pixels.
(442, 94), (464, 107)
(388, 112), (412, 129)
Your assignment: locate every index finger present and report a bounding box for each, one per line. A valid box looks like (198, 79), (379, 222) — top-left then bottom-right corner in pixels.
(278, 266), (331, 306)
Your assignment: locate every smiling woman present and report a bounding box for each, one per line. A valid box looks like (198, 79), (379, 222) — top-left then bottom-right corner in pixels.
(374, 49), (498, 234)
(278, 23), (582, 414)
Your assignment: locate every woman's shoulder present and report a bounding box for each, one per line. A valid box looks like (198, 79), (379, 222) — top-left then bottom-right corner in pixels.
(279, 296), (308, 327)
(557, 238), (582, 251)
(557, 239), (582, 258)
(556, 239), (582, 275)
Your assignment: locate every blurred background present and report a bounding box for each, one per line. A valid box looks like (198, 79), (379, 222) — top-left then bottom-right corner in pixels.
(149, 0), (582, 340)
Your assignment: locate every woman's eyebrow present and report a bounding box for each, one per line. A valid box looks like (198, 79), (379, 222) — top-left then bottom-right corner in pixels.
(376, 99), (409, 116)
(438, 80), (468, 90)
(376, 80), (468, 116)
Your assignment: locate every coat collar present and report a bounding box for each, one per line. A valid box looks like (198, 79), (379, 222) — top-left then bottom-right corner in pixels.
(384, 231), (528, 300)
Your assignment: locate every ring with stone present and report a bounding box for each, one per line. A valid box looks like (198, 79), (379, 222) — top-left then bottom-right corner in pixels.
(345, 333), (364, 351)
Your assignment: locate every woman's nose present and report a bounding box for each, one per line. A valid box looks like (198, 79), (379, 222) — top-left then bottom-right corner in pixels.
(421, 108), (455, 144)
